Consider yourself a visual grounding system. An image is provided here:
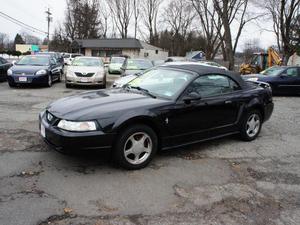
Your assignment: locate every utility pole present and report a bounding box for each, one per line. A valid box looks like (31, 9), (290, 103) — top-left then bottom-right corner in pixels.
(45, 8), (52, 49)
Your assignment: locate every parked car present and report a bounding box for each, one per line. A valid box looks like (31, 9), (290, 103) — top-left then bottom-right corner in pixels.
(108, 57), (125, 74)
(65, 56), (106, 88)
(112, 73), (141, 88)
(0, 57), (13, 81)
(36, 52), (64, 73)
(165, 57), (186, 62)
(243, 66), (300, 95)
(7, 55), (62, 87)
(152, 60), (165, 66)
(63, 53), (82, 65)
(40, 63), (273, 169)
(121, 58), (153, 76)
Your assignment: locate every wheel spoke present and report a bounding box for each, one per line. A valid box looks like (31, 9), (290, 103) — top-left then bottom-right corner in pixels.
(123, 132), (153, 165)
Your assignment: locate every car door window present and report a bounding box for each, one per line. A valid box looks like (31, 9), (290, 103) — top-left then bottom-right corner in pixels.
(186, 74), (241, 98)
(50, 58), (56, 65)
(285, 68), (298, 77)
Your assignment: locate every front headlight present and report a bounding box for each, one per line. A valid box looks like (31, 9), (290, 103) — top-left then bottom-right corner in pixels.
(7, 69), (12, 76)
(36, 69), (47, 75)
(95, 71), (104, 77)
(57, 120), (97, 132)
(66, 70), (75, 77)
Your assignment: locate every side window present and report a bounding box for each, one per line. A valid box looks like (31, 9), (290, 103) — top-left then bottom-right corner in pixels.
(50, 58), (56, 65)
(186, 74), (241, 98)
(286, 68), (298, 77)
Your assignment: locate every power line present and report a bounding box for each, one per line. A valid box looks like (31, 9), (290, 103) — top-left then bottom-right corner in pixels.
(0, 11), (48, 35)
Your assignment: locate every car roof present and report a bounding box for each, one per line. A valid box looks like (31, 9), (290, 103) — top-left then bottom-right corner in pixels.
(75, 56), (101, 59)
(159, 62), (248, 89)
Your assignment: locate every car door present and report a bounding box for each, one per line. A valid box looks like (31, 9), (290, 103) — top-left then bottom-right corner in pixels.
(49, 58), (60, 79)
(275, 67), (300, 94)
(166, 74), (242, 147)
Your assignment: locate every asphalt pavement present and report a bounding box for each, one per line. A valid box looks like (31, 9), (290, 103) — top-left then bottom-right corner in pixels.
(0, 78), (300, 225)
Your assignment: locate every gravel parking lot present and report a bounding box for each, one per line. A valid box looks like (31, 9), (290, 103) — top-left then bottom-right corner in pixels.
(0, 78), (300, 225)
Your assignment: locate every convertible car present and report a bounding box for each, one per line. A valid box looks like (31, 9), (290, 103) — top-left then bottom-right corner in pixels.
(40, 63), (274, 169)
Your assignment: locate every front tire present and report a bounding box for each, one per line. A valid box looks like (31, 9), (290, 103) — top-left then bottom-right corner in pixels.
(113, 124), (158, 170)
(240, 110), (262, 141)
(8, 82), (16, 88)
(46, 75), (52, 87)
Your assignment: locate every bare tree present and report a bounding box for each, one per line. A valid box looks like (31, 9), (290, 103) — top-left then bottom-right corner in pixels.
(64, 0), (101, 40)
(190, 0), (223, 60)
(213, 0), (260, 70)
(141, 0), (163, 45)
(163, 0), (195, 55)
(0, 33), (9, 51)
(64, 0), (81, 41)
(106, 0), (132, 38)
(133, 0), (140, 38)
(263, 0), (300, 63)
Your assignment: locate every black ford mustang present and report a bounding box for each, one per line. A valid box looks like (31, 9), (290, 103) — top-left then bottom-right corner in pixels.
(40, 63), (274, 169)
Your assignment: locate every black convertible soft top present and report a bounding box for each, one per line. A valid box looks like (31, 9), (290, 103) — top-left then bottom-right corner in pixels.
(160, 63), (249, 89)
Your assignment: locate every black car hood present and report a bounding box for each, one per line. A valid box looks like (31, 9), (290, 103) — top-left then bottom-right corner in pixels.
(12, 65), (48, 73)
(47, 89), (170, 121)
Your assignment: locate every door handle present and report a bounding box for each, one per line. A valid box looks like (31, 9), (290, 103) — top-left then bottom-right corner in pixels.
(225, 100), (232, 104)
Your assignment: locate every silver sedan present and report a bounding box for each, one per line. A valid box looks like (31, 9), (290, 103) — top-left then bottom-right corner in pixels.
(65, 57), (106, 88)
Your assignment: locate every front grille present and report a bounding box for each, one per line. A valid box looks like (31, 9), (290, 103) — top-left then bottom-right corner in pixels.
(14, 72), (32, 75)
(75, 72), (95, 77)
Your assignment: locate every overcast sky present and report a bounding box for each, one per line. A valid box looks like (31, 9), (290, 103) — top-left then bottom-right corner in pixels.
(0, 0), (277, 52)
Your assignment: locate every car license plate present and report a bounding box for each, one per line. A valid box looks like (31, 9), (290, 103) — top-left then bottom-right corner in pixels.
(40, 123), (46, 138)
(19, 77), (27, 82)
(80, 77), (89, 82)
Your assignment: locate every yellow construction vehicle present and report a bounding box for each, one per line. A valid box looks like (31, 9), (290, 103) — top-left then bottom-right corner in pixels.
(240, 47), (282, 75)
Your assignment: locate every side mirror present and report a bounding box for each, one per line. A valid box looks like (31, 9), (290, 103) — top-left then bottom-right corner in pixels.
(182, 92), (201, 104)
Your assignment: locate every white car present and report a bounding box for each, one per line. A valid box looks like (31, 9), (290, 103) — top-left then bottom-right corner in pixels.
(65, 57), (106, 88)
(63, 53), (82, 65)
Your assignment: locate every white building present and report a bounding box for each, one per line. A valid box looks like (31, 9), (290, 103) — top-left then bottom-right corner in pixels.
(72, 38), (168, 62)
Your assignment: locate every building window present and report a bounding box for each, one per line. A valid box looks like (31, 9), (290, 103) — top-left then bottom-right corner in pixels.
(155, 50), (159, 54)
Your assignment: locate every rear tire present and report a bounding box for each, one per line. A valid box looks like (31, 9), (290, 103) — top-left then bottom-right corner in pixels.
(113, 124), (158, 170)
(239, 110), (262, 141)
(65, 83), (71, 88)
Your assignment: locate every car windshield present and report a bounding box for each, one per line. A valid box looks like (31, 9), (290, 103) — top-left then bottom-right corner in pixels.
(127, 68), (194, 99)
(261, 67), (285, 76)
(63, 54), (70, 58)
(126, 59), (153, 70)
(16, 56), (49, 66)
(111, 57), (125, 64)
(72, 58), (103, 67)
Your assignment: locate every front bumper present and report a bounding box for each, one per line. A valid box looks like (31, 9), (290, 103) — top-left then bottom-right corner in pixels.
(66, 75), (105, 86)
(264, 102), (274, 122)
(39, 112), (115, 152)
(7, 74), (48, 85)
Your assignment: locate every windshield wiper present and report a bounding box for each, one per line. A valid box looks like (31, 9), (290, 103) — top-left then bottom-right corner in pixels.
(128, 86), (156, 98)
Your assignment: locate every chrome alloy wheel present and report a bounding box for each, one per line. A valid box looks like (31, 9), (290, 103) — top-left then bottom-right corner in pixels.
(246, 114), (260, 138)
(123, 132), (153, 165)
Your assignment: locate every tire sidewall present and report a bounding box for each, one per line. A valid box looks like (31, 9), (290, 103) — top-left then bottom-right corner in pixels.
(47, 75), (52, 87)
(240, 110), (262, 141)
(113, 124), (158, 170)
